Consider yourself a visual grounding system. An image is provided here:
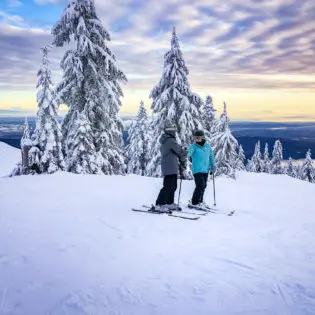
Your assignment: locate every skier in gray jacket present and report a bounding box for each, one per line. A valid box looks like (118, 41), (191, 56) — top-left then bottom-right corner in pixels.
(155, 122), (186, 211)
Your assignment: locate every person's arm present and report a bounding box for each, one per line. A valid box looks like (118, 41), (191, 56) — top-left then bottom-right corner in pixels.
(170, 139), (186, 167)
(187, 144), (195, 161)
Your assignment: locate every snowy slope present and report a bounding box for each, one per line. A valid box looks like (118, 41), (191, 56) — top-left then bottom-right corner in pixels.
(0, 148), (315, 314)
(0, 142), (20, 176)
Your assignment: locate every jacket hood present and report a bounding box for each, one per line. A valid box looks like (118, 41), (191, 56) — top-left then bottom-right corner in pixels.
(160, 132), (174, 144)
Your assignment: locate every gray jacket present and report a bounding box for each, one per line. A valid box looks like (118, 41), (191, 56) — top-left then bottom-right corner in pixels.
(160, 133), (186, 176)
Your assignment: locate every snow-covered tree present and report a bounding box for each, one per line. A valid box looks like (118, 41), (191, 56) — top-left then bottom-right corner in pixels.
(286, 157), (297, 178)
(202, 95), (217, 138)
(263, 143), (271, 173)
(295, 164), (303, 180)
(236, 144), (245, 170)
(216, 102), (230, 133)
(147, 27), (203, 177)
(125, 101), (150, 176)
(211, 103), (239, 178)
(249, 141), (263, 173)
(28, 146), (41, 173)
(52, 0), (127, 174)
(21, 117), (31, 146)
(301, 149), (314, 183)
(32, 45), (65, 174)
(13, 117), (41, 176)
(270, 140), (283, 174)
(66, 112), (101, 174)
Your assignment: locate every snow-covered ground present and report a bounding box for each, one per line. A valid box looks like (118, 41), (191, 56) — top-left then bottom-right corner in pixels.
(0, 143), (315, 315)
(0, 142), (20, 176)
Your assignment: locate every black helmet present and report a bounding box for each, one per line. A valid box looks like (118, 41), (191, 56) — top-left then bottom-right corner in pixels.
(193, 129), (205, 138)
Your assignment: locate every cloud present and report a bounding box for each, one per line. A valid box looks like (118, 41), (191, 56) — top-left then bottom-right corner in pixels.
(0, 109), (35, 116)
(7, 0), (23, 8)
(34, 0), (63, 4)
(0, 10), (24, 26)
(282, 115), (315, 120)
(0, 0), (315, 103)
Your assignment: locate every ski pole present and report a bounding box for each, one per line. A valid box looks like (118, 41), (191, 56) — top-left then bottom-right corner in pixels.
(177, 178), (182, 207)
(212, 174), (216, 206)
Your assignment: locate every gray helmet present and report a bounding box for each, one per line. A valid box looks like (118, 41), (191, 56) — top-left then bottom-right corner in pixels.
(164, 122), (176, 133)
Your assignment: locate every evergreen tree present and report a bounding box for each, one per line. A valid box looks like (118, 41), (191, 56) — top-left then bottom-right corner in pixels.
(250, 141), (263, 172)
(28, 146), (41, 173)
(33, 45), (65, 174)
(21, 117), (31, 147)
(216, 102), (230, 133)
(270, 140), (283, 174)
(147, 27), (203, 177)
(125, 101), (150, 176)
(263, 143), (271, 173)
(211, 104), (239, 178)
(295, 164), (303, 180)
(66, 112), (100, 174)
(52, 0), (127, 174)
(202, 95), (217, 138)
(246, 144), (255, 172)
(301, 149), (314, 183)
(286, 157), (297, 178)
(236, 144), (245, 170)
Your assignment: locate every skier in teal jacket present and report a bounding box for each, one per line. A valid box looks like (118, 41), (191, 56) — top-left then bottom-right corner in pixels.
(187, 130), (216, 207)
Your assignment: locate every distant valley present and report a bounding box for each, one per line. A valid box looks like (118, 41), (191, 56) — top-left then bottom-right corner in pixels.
(1, 117), (314, 160)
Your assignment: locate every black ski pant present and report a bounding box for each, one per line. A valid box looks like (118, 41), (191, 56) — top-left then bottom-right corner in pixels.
(192, 172), (209, 205)
(156, 174), (178, 205)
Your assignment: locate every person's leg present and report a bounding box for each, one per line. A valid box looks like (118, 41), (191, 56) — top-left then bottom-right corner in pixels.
(167, 174), (178, 204)
(156, 176), (169, 205)
(192, 173), (203, 205)
(200, 173), (209, 203)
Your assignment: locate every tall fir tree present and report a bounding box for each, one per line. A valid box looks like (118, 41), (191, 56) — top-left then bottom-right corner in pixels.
(202, 95), (217, 138)
(125, 101), (150, 176)
(270, 140), (283, 174)
(263, 143), (271, 173)
(33, 45), (65, 174)
(52, 0), (127, 174)
(301, 149), (314, 183)
(286, 157), (297, 178)
(211, 103), (239, 178)
(147, 27), (203, 177)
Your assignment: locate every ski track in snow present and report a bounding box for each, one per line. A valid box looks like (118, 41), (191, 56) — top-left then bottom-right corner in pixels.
(0, 144), (315, 314)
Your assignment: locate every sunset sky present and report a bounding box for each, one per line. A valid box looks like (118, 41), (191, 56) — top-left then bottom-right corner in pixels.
(0, 0), (314, 121)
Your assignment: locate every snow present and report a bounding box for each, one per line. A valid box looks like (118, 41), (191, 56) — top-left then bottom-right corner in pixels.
(0, 142), (20, 176)
(1, 143), (315, 315)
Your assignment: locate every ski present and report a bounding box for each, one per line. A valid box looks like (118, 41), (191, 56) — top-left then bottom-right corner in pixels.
(141, 205), (208, 216)
(188, 204), (236, 216)
(169, 213), (200, 220)
(227, 210), (235, 216)
(132, 208), (200, 220)
(187, 204), (215, 213)
(132, 208), (168, 214)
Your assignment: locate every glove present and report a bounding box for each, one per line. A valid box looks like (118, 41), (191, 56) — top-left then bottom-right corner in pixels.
(179, 167), (186, 179)
(209, 165), (216, 175)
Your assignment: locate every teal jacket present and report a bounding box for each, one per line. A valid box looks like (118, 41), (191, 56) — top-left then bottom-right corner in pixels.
(187, 142), (216, 174)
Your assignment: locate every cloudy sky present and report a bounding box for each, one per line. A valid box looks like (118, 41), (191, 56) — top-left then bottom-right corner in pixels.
(0, 0), (314, 121)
